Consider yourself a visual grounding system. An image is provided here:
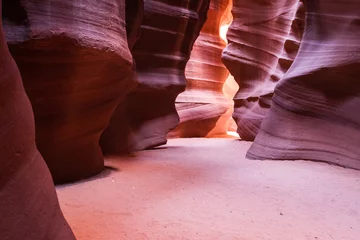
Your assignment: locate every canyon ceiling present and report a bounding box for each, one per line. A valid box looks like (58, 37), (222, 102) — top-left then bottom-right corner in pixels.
(1, 0), (360, 239)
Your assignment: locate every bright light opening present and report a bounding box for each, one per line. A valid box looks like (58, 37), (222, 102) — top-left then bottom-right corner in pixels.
(220, 24), (231, 43)
(227, 131), (240, 138)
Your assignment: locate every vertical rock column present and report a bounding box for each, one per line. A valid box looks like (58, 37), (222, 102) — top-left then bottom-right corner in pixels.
(222, 0), (302, 140)
(101, 0), (211, 153)
(0, 1), (75, 238)
(3, 0), (134, 183)
(247, 0), (360, 169)
(170, 0), (234, 138)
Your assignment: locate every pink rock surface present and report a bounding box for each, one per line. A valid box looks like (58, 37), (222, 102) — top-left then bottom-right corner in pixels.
(222, 0), (304, 140)
(101, 0), (210, 153)
(170, 0), (235, 138)
(0, 2), (75, 238)
(4, 0), (134, 183)
(247, 0), (360, 169)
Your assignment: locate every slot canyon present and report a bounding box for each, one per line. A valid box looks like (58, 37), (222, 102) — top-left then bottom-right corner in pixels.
(0, 0), (359, 239)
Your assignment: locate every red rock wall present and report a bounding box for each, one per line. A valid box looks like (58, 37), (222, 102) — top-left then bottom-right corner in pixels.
(247, 0), (360, 169)
(4, 0), (134, 183)
(0, 1), (75, 238)
(222, 0), (304, 140)
(170, 0), (233, 138)
(101, 0), (211, 153)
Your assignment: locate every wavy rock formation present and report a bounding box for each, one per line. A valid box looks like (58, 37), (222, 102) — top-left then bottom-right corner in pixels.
(222, 0), (304, 140)
(247, 0), (360, 169)
(169, 0), (234, 138)
(0, 3), (75, 238)
(3, 0), (134, 183)
(101, 0), (211, 153)
(217, 74), (239, 135)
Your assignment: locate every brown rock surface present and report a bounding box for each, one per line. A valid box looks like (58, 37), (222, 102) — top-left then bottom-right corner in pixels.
(170, 0), (235, 138)
(3, 0), (134, 183)
(222, 0), (304, 140)
(101, 0), (211, 153)
(0, 2), (75, 238)
(247, 0), (360, 169)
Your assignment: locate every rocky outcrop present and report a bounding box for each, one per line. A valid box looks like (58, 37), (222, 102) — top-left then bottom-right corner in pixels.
(3, 0), (134, 183)
(170, 0), (234, 138)
(247, 0), (360, 169)
(100, 0), (211, 153)
(0, 2), (75, 238)
(222, 0), (304, 140)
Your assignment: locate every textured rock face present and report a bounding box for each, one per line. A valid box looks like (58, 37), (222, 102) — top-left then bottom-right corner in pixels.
(247, 0), (360, 169)
(222, 0), (304, 140)
(170, 0), (234, 138)
(101, 0), (210, 153)
(0, 2), (75, 238)
(3, 0), (134, 183)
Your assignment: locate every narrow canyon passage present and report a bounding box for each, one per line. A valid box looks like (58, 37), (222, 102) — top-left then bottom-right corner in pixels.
(57, 139), (360, 240)
(2, 0), (360, 239)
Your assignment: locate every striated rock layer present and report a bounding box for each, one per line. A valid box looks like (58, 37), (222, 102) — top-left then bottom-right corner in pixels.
(0, 2), (75, 238)
(247, 0), (360, 169)
(222, 0), (304, 140)
(4, 0), (134, 183)
(101, 0), (211, 153)
(170, 0), (234, 138)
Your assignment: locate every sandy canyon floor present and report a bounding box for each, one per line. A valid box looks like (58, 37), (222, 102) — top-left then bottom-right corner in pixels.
(57, 139), (360, 240)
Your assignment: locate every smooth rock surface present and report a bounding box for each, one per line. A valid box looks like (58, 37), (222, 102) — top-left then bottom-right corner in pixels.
(222, 0), (304, 140)
(247, 0), (360, 170)
(0, 2), (75, 238)
(171, 0), (235, 138)
(4, 0), (134, 183)
(57, 139), (360, 240)
(101, 0), (211, 153)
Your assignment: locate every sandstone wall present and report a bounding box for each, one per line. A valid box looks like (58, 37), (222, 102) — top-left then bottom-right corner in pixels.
(247, 0), (360, 169)
(170, 0), (234, 138)
(4, 0), (134, 183)
(101, 0), (211, 152)
(0, 1), (75, 237)
(222, 0), (304, 140)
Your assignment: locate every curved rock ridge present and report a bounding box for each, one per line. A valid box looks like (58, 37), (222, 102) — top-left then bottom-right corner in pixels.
(0, 2), (75, 238)
(222, 0), (304, 140)
(3, 0), (134, 183)
(247, 0), (360, 169)
(217, 73), (239, 135)
(170, 0), (237, 138)
(101, 0), (211, 153)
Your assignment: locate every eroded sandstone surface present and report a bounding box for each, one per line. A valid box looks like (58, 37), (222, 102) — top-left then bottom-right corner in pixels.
(0, 1), (75, 238)
(101, 0), (211, 153)
(247, 0), (360, 169)
(170, 0), (235, 138)
(222, 0), (304, 140)
(4, 0), (134, 183)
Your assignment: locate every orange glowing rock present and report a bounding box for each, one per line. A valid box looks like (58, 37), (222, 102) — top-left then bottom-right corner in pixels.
(171, 0), (239, 138)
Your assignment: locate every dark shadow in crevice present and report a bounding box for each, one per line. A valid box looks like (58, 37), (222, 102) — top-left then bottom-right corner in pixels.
(56, 166), (120, 188)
